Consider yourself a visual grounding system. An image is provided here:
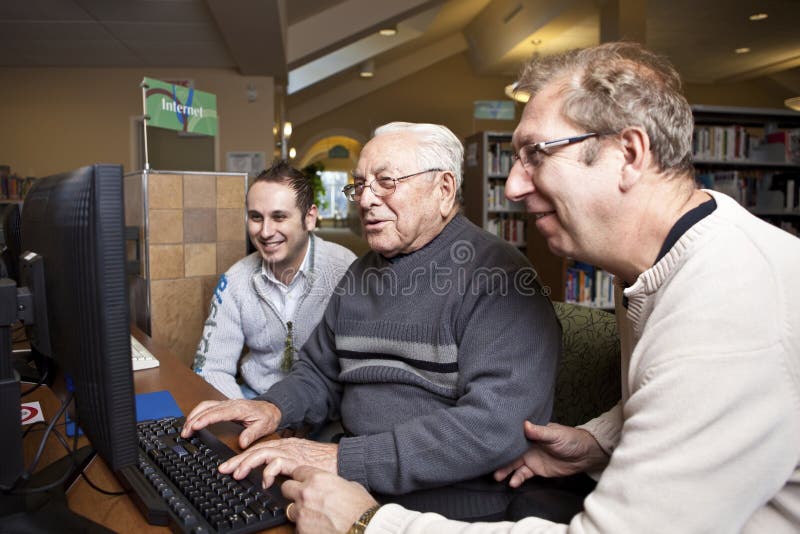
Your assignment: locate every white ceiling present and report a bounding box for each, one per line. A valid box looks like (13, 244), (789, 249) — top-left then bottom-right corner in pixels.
(2, 0), (799, 123)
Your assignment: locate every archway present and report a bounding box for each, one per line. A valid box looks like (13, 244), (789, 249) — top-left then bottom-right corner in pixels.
(298, 134), (364, 227)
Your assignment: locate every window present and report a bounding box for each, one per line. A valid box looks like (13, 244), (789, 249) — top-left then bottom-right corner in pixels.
(319, 171), (350, 219)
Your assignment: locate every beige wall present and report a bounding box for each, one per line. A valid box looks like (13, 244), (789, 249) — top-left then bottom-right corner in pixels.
(2, 57), (792, 180)
(0, 67), (274, 178)
(292, 53), (523, 160)
(684, 77), (793, 108)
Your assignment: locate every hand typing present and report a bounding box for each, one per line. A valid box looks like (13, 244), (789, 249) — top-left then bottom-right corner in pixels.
(219, 438), (339, 489)
(180, 399), (282, 449)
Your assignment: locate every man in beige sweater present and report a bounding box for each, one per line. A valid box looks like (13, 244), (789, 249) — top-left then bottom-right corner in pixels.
(245, 42), (800, 534)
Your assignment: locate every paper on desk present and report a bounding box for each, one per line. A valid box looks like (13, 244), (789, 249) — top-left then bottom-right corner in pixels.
(21, 401), (45, 425)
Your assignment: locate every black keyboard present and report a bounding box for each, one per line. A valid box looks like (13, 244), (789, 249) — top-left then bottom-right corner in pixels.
(119, 416), (289, 533)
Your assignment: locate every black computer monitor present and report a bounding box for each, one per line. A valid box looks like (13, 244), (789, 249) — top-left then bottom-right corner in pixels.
(0, 164), (137, 529)
(0, 203), (21, 282)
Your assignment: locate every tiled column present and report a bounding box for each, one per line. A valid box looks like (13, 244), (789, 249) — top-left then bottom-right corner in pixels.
(143, 171), (247, 367)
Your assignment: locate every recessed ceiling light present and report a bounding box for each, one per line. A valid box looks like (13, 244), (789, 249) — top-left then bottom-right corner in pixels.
(735, 47), (751, 54)
(504, 82), (530, 103)
(749, 13), (768, 21)
(378, 27), (397, 36)
(359, 59), (375, 78)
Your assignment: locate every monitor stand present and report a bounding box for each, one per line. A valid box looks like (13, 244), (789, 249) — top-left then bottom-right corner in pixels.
(0, 446), (114, 534)
(14, 348), (46, 384)
(0, 278), (112, 533)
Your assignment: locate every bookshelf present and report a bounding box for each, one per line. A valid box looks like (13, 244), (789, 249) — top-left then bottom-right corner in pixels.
(463, 131), (527, 248)
(691, 105), (800, 236)
(0, 166), (36, 202)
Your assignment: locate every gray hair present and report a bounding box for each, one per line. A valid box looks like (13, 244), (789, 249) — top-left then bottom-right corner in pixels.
(516, 41), (694, 178)
(373, 122), (464, 191)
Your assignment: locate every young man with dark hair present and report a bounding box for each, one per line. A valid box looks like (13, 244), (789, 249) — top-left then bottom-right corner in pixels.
(193, 160), (356, 399)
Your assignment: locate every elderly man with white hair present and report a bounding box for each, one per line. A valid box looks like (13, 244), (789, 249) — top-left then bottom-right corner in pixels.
(182, 121), (561, 521)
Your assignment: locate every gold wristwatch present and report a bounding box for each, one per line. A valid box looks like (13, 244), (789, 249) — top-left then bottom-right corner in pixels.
(347, 504), (381, 534)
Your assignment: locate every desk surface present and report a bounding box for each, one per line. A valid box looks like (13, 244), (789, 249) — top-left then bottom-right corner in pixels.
(23, 327), (293, 533)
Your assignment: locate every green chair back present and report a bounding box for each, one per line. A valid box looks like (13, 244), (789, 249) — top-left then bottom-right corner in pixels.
(551, 301), (621, 427)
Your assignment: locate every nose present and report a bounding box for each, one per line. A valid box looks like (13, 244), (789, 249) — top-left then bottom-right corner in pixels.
(505, 160), (534, 202)
(358, 180), (382, 210)
(259, 220), (274, 238)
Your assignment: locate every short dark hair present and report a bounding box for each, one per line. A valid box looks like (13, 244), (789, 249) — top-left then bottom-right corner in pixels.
(251, 160), (314, 214)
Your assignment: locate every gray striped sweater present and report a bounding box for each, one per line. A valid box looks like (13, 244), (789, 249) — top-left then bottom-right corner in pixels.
(258, 214), (561, 495)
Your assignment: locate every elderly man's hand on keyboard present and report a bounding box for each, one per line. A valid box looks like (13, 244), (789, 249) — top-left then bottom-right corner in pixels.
(181, 399), (282, 450)
(219, 438), (339, 490)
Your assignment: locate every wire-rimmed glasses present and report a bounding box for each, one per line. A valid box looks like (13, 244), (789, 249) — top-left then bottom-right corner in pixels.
(511, 133), (600, 174)
(342, 168), (443, 202)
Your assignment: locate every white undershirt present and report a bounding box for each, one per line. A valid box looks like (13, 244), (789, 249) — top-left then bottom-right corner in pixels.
(260, 239), (311, 323)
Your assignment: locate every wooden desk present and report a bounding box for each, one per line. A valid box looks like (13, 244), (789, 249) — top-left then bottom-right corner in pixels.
(22, 328), (293, 533)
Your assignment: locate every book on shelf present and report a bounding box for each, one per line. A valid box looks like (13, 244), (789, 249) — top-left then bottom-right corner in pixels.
(696, 170), (799, 212)
(487, 183), (524, 211)
(0, 166), (36, 200)
(565, 263), (615, 309)
(692, 125), (751, 161)
(764, 130), (800, 164)
(486, 140), (513, 175)
(693, 124), (800, 165)
(696, 170), (749, 205)
(485, 214), (525, 246)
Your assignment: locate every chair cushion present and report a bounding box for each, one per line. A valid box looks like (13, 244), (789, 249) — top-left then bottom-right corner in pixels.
(551, 302), (621, 427)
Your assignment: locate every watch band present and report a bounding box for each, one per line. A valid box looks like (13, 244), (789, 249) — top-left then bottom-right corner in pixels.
(347, 504), (381, 534)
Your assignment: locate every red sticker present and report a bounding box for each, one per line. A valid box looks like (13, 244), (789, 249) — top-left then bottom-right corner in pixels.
(21, 405), (39, 423)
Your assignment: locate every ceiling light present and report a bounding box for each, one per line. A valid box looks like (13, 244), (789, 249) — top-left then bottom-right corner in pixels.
(359, 60), (375, 78)
(785, 97), (800, 112)
(504, 82), (530, 103)
(735, 47), (750, 54)
(289, 147), (297, 159)
(749, 13), (768, 21)
(378, 26), (397, 36)
(283, 121), (293, 138)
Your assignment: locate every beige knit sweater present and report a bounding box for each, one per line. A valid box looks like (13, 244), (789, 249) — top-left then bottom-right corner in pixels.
(368, 191), (800, 534)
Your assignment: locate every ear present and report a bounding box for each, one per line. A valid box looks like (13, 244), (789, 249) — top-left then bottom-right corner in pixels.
(618, 127), (650, 192)
(437, 171), (458, 217)
(304, 204), (319, 230)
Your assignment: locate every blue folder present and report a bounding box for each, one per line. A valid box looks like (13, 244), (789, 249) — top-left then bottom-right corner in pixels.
(66, 390), (183, 436)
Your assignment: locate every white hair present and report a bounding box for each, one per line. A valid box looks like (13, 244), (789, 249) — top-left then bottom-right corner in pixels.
(372, 122), (464, 191)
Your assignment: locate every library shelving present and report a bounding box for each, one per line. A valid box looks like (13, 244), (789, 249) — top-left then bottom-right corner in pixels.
(0, 166), (36, 202)
(691, 105), (800, 237)
(463, 131), (527, 248)
(525, 229), (615, 309)
(463, 131), (614, 307)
